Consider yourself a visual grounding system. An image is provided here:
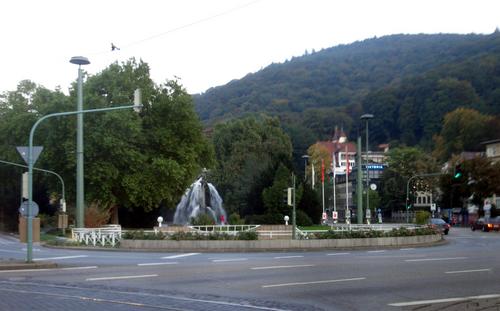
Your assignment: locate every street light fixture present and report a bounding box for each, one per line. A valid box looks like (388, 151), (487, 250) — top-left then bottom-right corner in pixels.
(70, 56), (90, 228)
(360, 113), (374, 224)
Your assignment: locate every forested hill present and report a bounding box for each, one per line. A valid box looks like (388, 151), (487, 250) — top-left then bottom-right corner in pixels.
(193, 32), (500, 152)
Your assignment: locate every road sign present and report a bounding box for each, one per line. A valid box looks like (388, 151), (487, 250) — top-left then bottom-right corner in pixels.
(16, 146), (43, 165)
(322, 212), (327, 220)
(430, 203), (436, 211)
(332, 211), (338, 220)
(19, 201), (39, 217)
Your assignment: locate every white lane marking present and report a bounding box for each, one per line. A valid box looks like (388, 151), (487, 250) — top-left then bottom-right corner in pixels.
(252, 264), (314, 270)
(262, 277), (366, 288)
(86, 274), (158, 281)
(445, 268), (491, 274)
(22, 248), (41, 252)
(33, 255), (88, 261)
(273, 255), (304, 259)
(367, 250), (385, 253)
(0, 266), (97, 273)
(138, 262), (179, 266)
(212, 258), (248, 263)
(405, 257), (467, 262)
(327, 252), (350, 256)
(161, 252), (200, 259)
(388, 294), (500, 307)
(400, 248), (415, 251)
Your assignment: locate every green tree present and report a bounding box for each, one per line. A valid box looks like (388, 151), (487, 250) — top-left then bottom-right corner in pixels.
(433, 108), (494, 161)
(380, 147), (439, 213)
(211, 115), (293, 217)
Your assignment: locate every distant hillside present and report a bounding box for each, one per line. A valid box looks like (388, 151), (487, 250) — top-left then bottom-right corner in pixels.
(194, 32), (500, 155)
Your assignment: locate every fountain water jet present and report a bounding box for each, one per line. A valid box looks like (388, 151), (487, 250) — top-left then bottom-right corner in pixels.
(173, 176), (227, 225)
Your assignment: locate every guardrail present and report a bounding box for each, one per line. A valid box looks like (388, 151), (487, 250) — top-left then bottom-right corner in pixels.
(72, 225), (122, 247)
(189, 225), (260, 235)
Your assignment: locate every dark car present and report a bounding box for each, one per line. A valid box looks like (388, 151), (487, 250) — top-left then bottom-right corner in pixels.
(428, 218), (450, 235)
(471, 217), (500, 232)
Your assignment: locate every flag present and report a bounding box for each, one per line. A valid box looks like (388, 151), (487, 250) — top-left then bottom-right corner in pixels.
(312, 162), (315, 189)
(321, 159), (325, 183)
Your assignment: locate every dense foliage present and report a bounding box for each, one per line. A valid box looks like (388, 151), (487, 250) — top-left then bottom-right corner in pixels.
(0, 59), (212, 229)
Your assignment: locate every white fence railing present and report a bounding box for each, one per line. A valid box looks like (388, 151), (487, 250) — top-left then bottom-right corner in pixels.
(189, 225), (260, 235)
(72, 225), (122, 247)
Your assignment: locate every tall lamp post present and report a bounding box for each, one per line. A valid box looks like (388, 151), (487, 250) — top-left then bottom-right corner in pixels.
(70, 56), (90, 228)
(360, 114), (374, 223)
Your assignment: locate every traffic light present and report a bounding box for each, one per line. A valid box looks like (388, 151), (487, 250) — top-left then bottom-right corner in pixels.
(453, 164), (463, 179)
(283, 188), (293, 206)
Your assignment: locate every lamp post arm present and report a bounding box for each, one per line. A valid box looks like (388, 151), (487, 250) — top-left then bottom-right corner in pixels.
(0, 159), (65, 202)
(26, 103), (140, 262)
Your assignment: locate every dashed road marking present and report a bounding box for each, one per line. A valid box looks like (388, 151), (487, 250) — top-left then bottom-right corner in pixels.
(445, 268), (491, 274)
(161, 253), (199, 259)
(33, 255), (88, 261)
(212, 258), (248, 263)
(262, 277), (366, 288)
(0, 266), (98, 273)
(327, 252), (350, 256)
(388, 294), (500, 307)
(367, 250), (385, 253)
(86, 274), (158, 281)
(405, 257), (467, 262)
(273, 255), (304, 259)
(252, 264), (314, 270)
(138, 262), (179, 266)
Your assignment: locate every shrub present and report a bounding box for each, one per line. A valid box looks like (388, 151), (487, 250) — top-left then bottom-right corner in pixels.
(190, 213), (216, 226)
(229, 212), (245, 225)
(296, 209), (313, 226)
(122, 230), (165, 240)
(237, 231), (258, 240)
(84, 202), (110, 228)
(415, 210), (431, 225)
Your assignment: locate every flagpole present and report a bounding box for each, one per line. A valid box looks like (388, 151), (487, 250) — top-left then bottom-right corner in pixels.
(333, 152), (336, 213)
(321, 159), (325, 219)
(345, 146), (349, 223)
(312, 162), (315, 189)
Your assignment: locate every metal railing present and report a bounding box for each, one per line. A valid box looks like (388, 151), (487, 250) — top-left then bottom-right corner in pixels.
(189, 225), (260, 235)
(72, 225), (122, 247)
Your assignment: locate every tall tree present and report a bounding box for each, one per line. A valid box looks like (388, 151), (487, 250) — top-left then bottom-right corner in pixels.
(211, 115), (293, 217)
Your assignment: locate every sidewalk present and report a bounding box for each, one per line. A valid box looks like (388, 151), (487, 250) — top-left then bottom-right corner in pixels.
(0, 260), (57, 271)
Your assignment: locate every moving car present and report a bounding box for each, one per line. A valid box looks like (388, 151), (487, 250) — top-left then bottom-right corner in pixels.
(471, 217), (500, 232)
(428, 218), (450, 235)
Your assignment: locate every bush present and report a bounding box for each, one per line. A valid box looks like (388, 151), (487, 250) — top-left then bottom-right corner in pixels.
(237, 231), (258, 240)
(415, 210), (431, 225)
(84, 202), (110, 228)
(296, 209), (313, 226)
(313, 226), (438, 239)
(190, 213), (216, 226)
(229, 212), (245, 225)
(122, 230), (165, 240)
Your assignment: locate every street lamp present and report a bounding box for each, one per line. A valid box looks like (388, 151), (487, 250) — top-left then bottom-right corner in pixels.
(25, 95), (142, 262)
(360, 114), (373, 224)
(70, 56), (90, 229)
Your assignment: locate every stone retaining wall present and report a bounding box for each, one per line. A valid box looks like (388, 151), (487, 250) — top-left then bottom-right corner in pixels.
(120, 234), (442, 251)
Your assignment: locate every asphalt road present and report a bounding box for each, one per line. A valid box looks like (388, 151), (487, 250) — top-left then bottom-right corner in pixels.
(0, 227), (499, 310)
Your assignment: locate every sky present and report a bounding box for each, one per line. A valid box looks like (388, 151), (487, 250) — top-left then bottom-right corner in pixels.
(1, 0), (499, 95)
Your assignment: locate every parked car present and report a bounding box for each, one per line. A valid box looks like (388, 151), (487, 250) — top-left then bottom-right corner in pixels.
(471, 217), (500, 232)
(428, 218), (450, 235)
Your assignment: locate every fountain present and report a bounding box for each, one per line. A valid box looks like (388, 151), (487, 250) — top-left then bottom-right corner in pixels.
(173, 174), (228, 225)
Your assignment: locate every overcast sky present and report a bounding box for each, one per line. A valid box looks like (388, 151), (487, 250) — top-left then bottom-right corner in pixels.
(1, 0), (499, 95)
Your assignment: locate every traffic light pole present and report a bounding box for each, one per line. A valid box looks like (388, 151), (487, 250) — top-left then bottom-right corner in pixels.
(405, 172), (441, 223)
(292, 173), (296, 240)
